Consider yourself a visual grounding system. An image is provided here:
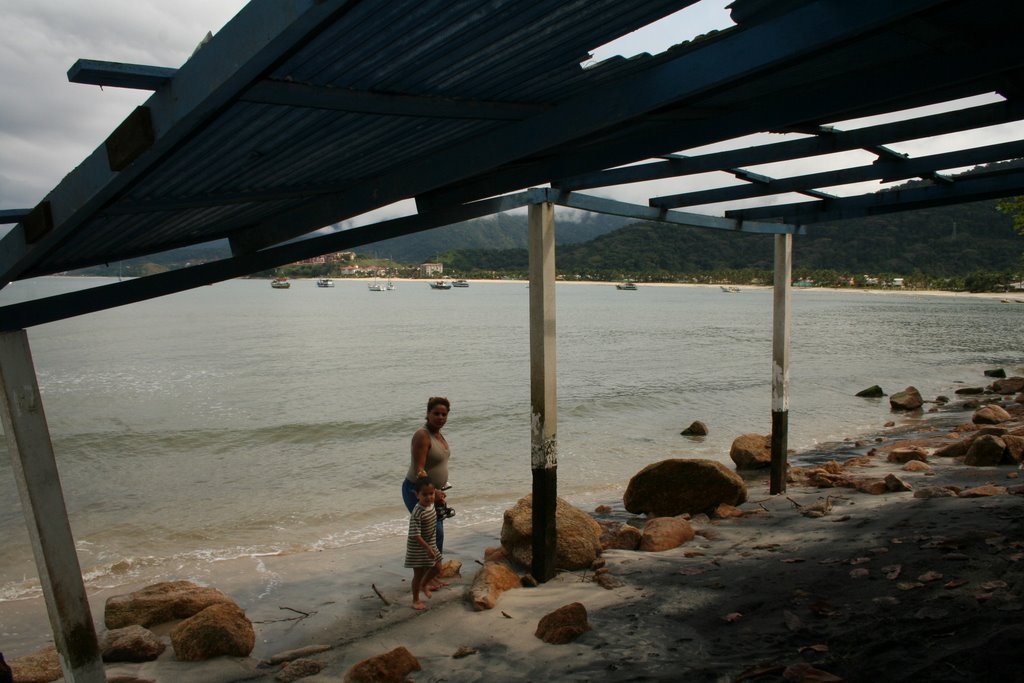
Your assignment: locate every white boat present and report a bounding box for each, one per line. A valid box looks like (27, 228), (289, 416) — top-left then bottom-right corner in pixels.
(720, 285), (741, 293)
(615, 281), (637, 290)
(316, 278), (334, 287)
(385, 278), (396, 291)
(430, 280), (452, 290)
(452, 279), (469, 287)
(271, 277), (290, 289)
(367, 282), (385, 291)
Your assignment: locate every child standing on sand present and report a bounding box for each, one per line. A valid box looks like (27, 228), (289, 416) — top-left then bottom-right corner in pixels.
(405, 478), (443, 609)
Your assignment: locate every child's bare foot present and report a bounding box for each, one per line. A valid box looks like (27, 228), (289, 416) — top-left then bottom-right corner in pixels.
(423, 587), (433, 599)
(427, 580), (449, 590)
(412, 600), (426, 610)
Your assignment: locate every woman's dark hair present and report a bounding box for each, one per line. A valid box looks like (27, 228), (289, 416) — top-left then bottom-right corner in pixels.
(426, 396), (450, 413)
(414, 476), (435, 493)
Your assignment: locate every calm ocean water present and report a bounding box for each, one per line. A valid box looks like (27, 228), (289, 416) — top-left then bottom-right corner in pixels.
(0, 276), (1021, 605)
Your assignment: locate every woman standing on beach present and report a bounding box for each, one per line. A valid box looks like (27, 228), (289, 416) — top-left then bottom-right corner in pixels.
(403, 396), (451, 553)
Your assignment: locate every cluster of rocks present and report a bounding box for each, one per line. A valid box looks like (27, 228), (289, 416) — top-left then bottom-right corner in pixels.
(466, 458), (750, 617)
(462, 371), (1024, 659)
(5, 580), (256, 683)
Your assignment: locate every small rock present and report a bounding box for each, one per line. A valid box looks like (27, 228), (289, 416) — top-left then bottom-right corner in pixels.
(856, 385), (885, 397)
(100, 625), (166, 662)
(887, 447), (927, 464)
(913, 486), (958, 499)
(884, 474), (913, 492)
(902, 460), (931, 473)
(974, 404), (1012, 425)
(985, 368), (1007, 378)
(452, 646), (478, 659)
(276, 658), (325, 683)
(535, 602), (591, 644)
(890, 386), (924, 411)
(343, 646), (421, 683)
(681, 420), (708, 436)
(959, 484), (1008, 497)
(639, 517), (695, 552)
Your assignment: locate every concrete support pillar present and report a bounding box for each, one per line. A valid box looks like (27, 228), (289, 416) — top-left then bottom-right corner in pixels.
(770, 234), (793, 495)
(0, 330), (104, 682)
(528, 201), (557, 582)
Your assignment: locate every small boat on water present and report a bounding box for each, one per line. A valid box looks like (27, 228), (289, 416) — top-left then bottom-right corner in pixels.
(720, 285), (741, 293)
(271, 277), (290, 289)
(452, 279), (470, 287)
(430, 280), (452, 290)
(616, 281), (638, 290)
(316, 278), (334, 287)
(367, 282), (385, 291)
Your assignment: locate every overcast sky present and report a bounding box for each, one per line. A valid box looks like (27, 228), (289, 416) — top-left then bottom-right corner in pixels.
(1, 0), (1019, 232)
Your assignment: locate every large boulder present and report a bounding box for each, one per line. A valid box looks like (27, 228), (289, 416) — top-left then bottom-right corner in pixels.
(169, 602), (255, 661)
(890, 386), (924, 411)
(730, 433), (772, 470)
(105, 580), (238, 629)
(500, 495), (602, 571)
(624, 458), (747, 517)
(964, 434), (1007, 467)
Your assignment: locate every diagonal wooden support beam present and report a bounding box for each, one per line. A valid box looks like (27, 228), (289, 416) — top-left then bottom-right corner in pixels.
(0, 331), (104, 682)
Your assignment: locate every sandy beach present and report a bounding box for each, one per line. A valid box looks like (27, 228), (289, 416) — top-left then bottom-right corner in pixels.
(8, 384), (1023, 683)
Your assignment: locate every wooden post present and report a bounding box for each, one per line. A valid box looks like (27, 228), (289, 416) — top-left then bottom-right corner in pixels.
(0, 331), (105, 682)
(528, 201), (557, 582)
(770, 234), (793, 495)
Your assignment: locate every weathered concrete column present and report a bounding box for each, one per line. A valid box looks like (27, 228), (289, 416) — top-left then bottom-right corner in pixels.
(770, 234), (793, 494)
(528, 201), (557, 582)
(0, 330), (104, 682)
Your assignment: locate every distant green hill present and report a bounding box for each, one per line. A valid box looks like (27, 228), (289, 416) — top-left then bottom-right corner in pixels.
(73, 187), (1022, 281)
(353, 210), (629, 262)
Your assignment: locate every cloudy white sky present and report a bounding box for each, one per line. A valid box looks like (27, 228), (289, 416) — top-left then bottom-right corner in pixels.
(0, 0), (1020, 233)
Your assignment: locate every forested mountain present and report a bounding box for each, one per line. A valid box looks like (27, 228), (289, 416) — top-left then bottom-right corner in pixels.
(73, 189), (1022, 283)
(442, 198), (1023, 280)
(352, 210), (629, 262)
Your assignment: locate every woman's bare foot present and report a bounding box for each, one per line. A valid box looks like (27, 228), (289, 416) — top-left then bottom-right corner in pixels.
(412, 600), (426, 610)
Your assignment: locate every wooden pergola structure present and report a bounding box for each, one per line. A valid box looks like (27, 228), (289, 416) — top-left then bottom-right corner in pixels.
(3, 1), (1024, 679)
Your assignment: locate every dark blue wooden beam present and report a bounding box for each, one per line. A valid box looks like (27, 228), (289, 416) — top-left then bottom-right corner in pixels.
(231, 0), (950, 253)
(67, 59), (176, 91)
(726, 168), (1024, 224)
(556, 99), (1024, 191)
(541, 189), (804, 235)
(650, 139), (1024, 209)
(240, 80), (547, 120)
(414, 47), (1019, 212)
(0, 190), (541, 330)
(1, 0), (361, 289)
(0, 209), (31, 225)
